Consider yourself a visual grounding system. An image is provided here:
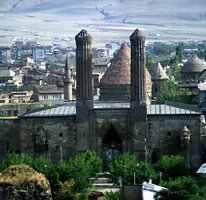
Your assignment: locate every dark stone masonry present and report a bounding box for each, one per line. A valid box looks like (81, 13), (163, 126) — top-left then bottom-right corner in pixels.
(0, 29), (202, 168)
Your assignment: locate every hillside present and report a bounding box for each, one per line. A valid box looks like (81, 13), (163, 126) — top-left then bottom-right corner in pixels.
(0, 0), (206, 46)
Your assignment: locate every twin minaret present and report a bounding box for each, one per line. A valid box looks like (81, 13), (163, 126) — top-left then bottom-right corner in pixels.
(73, 29), (147, 153)
(73, 28), (146, 109)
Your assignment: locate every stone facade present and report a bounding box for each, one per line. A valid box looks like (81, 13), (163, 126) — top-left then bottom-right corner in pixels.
(148, 115), (200, 165)
(19, 117), (77, 161)
(0, 106), (201, 167)
(0, 29), (202, 169)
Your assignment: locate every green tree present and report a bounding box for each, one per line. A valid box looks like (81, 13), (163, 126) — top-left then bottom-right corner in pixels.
(0, 152), (102, 200)
(175, 43), (183, 63)
(57, 151), (102, 192)
(146, 55), (155, 73)
(109, 153), (157, 185)
(156, 176), (199, 200)
(158, 80), (193, 104)
(156, 155), (187, 179)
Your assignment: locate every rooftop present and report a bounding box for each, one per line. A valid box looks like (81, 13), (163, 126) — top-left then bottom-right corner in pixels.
(100, 43), (151, 87)
(22, 101), (200, 118)
(152, 62), (169, 80)
(100, 43), (131, 86)
(182, 55), (206, 73)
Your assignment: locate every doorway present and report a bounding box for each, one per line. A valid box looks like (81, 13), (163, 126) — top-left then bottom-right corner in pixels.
(102, 125), (122, 167)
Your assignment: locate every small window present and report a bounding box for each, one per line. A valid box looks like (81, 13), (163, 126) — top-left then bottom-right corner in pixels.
(167, 132), (172, 136)
(59, 133), (63, 137)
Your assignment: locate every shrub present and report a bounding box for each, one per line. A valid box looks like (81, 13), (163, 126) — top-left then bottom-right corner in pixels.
(57, 151), (102, 192)
(156, 155), (187, 179)
(109, 153), (157, 185)
(156, 176), (199, 200)
(104, 192), (120, 200)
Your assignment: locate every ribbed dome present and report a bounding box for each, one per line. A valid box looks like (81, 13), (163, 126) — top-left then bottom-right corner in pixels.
(99, 43), (152, 101)
(100, 43), (131, 86)
(152, 62), (169, 80)
(182, 55), (206, 73)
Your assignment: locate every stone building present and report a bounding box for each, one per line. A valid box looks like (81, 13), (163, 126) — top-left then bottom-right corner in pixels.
(181, 55), (206, 83)
(0, 29), (202, 168)
(99, 43), (152, 103)
(151, 62), (169, 99)
(99, 43), (131, 101)
(64, 55), (73, 101)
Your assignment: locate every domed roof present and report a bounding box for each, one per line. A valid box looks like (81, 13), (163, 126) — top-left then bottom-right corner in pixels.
(182, 55), (206, 73)
(130, 29), (145, 40)
(152, 62), (169, 80)
(100, 43), (131, 86)
(100, 43), (152, 87)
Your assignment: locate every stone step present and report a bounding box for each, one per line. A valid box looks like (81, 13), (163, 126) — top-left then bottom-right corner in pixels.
(89, 177), (112, 184)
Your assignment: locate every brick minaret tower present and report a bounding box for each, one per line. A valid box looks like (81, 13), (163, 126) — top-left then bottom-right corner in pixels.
(130, 29), (148, 160)
(75, 30), (93, 151)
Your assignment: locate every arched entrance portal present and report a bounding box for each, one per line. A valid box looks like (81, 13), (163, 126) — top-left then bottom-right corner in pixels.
(102, 125), (122, 167)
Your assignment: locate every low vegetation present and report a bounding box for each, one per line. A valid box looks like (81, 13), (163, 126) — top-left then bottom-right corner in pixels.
(0, 152), (205, 200)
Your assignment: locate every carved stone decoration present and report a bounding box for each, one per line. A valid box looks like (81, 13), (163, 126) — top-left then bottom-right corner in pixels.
(34, 127), (48, 153)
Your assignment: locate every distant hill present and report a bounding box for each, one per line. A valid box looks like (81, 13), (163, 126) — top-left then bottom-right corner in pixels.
(1, 0), (206, 22)
(0, 0), (206, 45)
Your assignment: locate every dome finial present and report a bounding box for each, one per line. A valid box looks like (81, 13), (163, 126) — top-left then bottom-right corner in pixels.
(130, 29), (145, 41)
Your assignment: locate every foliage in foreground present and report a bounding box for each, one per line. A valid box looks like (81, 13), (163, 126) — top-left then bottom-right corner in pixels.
(0, 151), (102, 200)
(104, 192), (120, 200)
(109, 153), (157, 185)
(1, 153), (206, 200)
(156, 155), (187, 179)
(155, 176), (206, 200)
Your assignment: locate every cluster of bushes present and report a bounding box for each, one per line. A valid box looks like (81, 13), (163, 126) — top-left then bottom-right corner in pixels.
(0, 151), (102, 200)
(154, 155), (206, 200)
(0, 152), (206, 200)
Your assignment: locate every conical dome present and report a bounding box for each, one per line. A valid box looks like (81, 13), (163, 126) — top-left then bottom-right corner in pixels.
(99, 43), (152, 102)
(182, 55), (206, 73)
(100, 43), (131, 86)
(152, 62), (169, 80)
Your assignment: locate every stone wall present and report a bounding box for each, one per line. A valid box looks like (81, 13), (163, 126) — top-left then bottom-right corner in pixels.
(0, 119), (20, 159)
(19, 117), (77, 162)
(148, 115), (200, 167)
(0, 109), (201, 167)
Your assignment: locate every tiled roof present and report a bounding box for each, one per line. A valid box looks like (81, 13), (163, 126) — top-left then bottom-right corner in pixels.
(22, 102), (76, 118)
(152, 62), (169, 80)
(21, 102), (200, 118)
(100, 43), (152, 88)
(147, 104), (199, 115)
(182, 55), (206, 73)
(100, 43), (131, 86)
